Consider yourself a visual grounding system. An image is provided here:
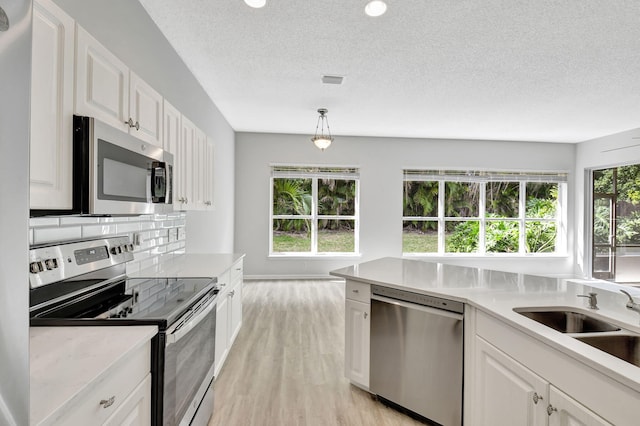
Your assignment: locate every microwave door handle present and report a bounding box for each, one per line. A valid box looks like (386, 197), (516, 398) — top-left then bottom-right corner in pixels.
(165, 297), (217, 347)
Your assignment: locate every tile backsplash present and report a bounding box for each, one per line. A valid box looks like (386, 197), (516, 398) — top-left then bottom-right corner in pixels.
(29, 212), (187, 274)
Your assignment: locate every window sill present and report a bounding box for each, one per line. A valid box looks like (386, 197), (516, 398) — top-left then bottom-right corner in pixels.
(269, 253), (362, 260)
(402, 253), (570, 259)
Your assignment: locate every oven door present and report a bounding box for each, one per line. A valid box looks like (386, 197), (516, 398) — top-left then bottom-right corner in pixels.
(163, 293), (216, 425)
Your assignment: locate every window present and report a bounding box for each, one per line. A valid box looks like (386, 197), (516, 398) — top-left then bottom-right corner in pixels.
(271, 166), (359, 255)
(403, 170), (567, 255)
(591, 164), (640, 282)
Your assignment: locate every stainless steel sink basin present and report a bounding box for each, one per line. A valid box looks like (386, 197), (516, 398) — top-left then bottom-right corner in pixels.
(576, 335), (640, 367)
(514, 309), (621, 333)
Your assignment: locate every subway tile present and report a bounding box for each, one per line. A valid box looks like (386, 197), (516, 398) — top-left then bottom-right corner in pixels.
(153, 214), (167, 221)
(59, 217), (100, 226)
(29, 217), (60, 228)
(139, 221), (155, 230)
(125, 262), (140, 275)
(117, 222), (142, 234)
(33, 227), (82, 244)
(132, 215), (153, 222)
(82, 224), (118, 238)
(29, 229), (33, 246)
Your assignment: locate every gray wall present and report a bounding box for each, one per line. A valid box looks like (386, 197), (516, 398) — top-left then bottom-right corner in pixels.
(0, 1), (31, 424)
(53, 0), (235, 253)
(235, 132), (577, 278)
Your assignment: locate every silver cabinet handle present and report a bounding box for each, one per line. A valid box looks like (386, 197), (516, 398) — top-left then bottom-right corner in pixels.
(352, 289), (359, 293)
(364, 312), (368, 319)
(124, 118), (140, 130)
(100, 396), (116, 408)
(235, 268), (242, 271)
(219, 283), (226, 287)
(547, 405), (557, 416)
(532, 392), (543, 404)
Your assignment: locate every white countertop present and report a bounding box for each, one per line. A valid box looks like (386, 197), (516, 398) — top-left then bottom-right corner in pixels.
(128, 253), (245, 279)
(330, 257), (640, 392)
(30, 325), (157, 426)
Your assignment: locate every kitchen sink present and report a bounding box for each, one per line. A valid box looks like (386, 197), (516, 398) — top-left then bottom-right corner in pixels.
(575, 335), (640, 367)
(514, 308), (621, 333)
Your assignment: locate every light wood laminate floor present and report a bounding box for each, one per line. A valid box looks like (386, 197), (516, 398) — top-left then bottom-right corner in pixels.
(209, 279), (425, 426)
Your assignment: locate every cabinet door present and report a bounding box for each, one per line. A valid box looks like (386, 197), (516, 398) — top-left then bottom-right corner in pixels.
(30, 0), (74, 210)
(129, 72), (163, 147)
(193, 127), (207, 210)
(204, 138), (215, 209)
(344, 299), (370, 389)
(102, 374), (151, 426)
(473, 337), (547, 426)
(229, 280), (243, 344)
(179, 116), (197, 210)
(75, 26), (129, 131)
(548, 386), (613, 426)
(214, 292), (230, 377)
(163, 100), (181, 205)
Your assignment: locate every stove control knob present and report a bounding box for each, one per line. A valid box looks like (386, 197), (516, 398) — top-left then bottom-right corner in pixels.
(29, 262), (40, 273)
(110, 247), (118, 255)
(44, 258), (58, 270)
(128, 244), (134, 251)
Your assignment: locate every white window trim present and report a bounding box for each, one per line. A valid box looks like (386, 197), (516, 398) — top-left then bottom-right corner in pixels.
(402, 170), (569, 256)
(270, 166), (360, 256)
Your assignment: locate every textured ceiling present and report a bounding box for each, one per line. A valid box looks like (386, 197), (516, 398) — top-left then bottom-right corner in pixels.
(138, 0), (640, 143)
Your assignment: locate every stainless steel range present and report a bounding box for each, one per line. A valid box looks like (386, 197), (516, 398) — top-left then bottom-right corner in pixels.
(29, 236), (217, 426)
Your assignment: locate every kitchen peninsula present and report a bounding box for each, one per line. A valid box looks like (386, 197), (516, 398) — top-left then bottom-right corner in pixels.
(331, 257), (640, 426)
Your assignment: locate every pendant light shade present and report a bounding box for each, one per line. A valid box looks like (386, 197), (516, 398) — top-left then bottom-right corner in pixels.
(311, 108), (334, 151)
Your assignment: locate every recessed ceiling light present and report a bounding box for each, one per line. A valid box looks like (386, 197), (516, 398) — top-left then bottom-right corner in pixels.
(244, 0), (266, 8)
(365, 0), (387, 17)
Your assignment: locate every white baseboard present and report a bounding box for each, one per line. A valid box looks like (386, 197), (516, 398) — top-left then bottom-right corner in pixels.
(244, 274), (343, 281)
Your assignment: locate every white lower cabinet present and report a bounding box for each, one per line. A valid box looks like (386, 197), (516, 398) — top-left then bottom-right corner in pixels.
(470, 310), (624, 426)
(344, 280), (371, 389)
(474, 336), (612, 426)
(51, 340), (151, 426)
(214, 259), (244, 377)
(474, 336), (547, 426)
(547, 386), (612, 426)
(103, 374), (151, 426)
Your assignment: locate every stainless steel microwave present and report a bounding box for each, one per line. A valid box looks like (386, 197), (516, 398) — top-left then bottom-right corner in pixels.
(70, 115), (173, 215)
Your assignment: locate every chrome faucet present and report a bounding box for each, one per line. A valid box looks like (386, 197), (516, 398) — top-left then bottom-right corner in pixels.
(577, 292), (599, 310)
(620, 290), (640, 313)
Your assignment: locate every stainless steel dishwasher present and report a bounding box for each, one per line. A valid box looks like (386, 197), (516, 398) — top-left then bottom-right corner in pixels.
(370, 285), (464, 426)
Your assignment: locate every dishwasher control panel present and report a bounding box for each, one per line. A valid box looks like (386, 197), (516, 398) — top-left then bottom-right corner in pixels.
(371, 285), (464, 314)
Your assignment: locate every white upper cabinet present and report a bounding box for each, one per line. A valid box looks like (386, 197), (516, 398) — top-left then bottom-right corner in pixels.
(75, 26), (163, 147)
(30, 0), (75, 210)
(75, 25), (129, 132)
(204, 138), (215, 209)
(129, 72), (163, 147)
(163, 99), (181, 205)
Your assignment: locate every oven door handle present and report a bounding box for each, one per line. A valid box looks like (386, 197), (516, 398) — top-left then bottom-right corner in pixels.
(166, 296), (217, 346)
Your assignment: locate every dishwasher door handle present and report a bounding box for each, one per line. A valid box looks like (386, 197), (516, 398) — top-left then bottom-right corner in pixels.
(371, 294), (463, 321)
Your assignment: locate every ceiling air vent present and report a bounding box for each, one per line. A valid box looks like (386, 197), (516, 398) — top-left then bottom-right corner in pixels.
(321, 75), (344, 85)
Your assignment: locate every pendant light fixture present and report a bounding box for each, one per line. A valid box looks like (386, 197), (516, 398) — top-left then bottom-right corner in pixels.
(311, 108), (334, 151)
(365, 0), (387, 17)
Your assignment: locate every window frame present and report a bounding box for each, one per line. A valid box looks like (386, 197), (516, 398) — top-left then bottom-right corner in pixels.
(270, 165), (360, 257)
(402, 169), (568, 256)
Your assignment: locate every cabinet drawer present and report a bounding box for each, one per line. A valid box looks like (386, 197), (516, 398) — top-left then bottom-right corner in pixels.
(52, 342), (150, 426)
(346, 280), (370, 303)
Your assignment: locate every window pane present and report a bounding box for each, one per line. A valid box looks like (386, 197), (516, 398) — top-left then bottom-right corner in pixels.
(403, 220), (438, 253)
(525, 221), (556, 253)
(526, 182), (557, 219)
(593, 246), (613, 273)
(272, 219), (310, 252)
(615, 164), (640, 245)
(486, 220), (519, 253)
(318, 219), (354, 252)
(445, 220), (479, 253)
(318, 179), (356, 215)
(486, 182), (519, 218)
(272, 178), (312, 215)
(593, 198), (612, 244)
(593, 169), (613, 194)
(403, 181), (438, 217)
(445, 182), (479, 217)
